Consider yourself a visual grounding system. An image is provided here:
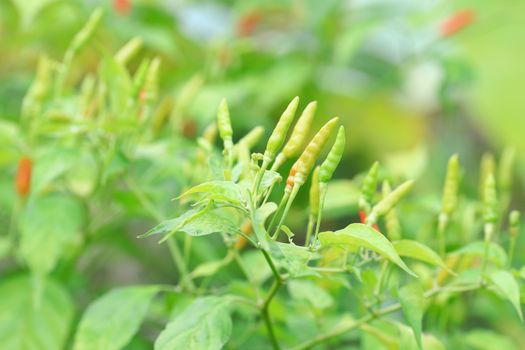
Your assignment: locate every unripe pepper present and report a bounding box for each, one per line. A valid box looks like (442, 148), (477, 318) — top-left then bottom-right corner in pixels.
(441, 154), (460, 216)
(294, 117), (339, 186)
(359, 161), (379, 213)
(483, 174), (498, 224)
(115, 37), (143, 65)
(238, 126), (264, 150)
(309, 166), (321, 217)
(264, 97), (299, 162)
(16, 157), (32, 198)
(367, 180), (414, 225)
(382, 180), (401, 239)
(283, 101), (316, 159)
(319, 126), (345, 183)
(217, 99), (233, 148)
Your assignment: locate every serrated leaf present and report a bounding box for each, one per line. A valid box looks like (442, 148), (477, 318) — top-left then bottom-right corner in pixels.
(394, 240), (446, 268)
(155, 296), (232, 350)
(319, 223), (416, 277)
(19, 194), (85, 274)
(251, 202), (277, 251)
(178, 181), (243, 206)
(489, 270), (523, 321)
(288, 280), (333, 310)
(73, 286), (159, 350)
(399, 283), (424, 350)
(0, 275), (73, 350)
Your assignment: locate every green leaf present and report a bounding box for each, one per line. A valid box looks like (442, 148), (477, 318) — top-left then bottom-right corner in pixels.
(0, 275), (73, 350)
(394, 240), (446, 268)
(19, 194), (85, 274)
(11, 0), (58, 28)
(178, 181), (243, 206)
(251, 202), (277, 251)
(155, 296), (232, 350)
(464, 329), (518, 350)
(452, 241), (508, 267)
(319, 223), (416, 276)
(489, 270), (523, 321)
(397, 323), (446, 350)
(73, 286), (159, 350)
(288, 280), (333, 310)
(191, 252), (234, 279)
(31, 147), (76, 194)
(269, 241), (317, 278)
(399, 283), (424, 350)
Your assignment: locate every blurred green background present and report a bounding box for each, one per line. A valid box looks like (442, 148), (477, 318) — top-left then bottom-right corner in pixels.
(1, 0), (525, 348)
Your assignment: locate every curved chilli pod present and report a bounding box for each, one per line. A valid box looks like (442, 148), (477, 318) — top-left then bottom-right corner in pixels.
(366, 180), (414, 226)
(359, 161), (379, 214)
(294, 117), (339, 187)
(438, 154), (460, 256)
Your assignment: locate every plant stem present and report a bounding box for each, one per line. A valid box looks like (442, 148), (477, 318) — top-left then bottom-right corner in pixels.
(480, 222), (494, 284)
(260, 249), (283, 350)
(437, 213), (448, 257)
(304, 214), (315, 248)
(253, 158), (270, 198)
(272, 184), (300, 239)
(126, 177), (195, 291)
(289, 284), (479, 350)
(508, 236), (516, 268)
(311, 183), (327, 249)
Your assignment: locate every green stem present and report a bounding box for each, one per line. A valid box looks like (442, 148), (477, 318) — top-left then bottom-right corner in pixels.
(253, 158), (270, 198)
(289, 284), (479, 350)
(311, 184), (327, 249)
(126, 177), (195, 291)
(272, 184), (300, 240)
(268, 191), (290, 235)
(260, 249), (283, 350)
(304, 214), (315, 248)
(373, 260), (389, 300)
(508, 236), (516, 268)
(437, 213), (448, 257)
(480, 222), (494, 284)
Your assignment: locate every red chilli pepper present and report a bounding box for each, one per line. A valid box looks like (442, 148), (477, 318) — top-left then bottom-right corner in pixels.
(16, 157), (32, 198)
(440, 9), (475, 37)
(236, 11), (261, 37)
(113, 0), (132, 16)
(358, 210), (380, 231)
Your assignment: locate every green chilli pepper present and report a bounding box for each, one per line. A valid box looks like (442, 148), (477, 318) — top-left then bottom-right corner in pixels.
(309, 166), (321, 218)
(441, 154), (460, 216)
(217, 98), (233, 147)
(132, 59), (150, 98)
(143, 57), (161, 105)
(319, 126), (345, 183)
(264, 96), (299, 162)
(294, 117), (339, 186)
(22, 56), (53, 119)
(367, 180), (414, 225)
(479, 152), (495, 201)
(115, 37), (143, 65)
(270, 101), (317, 171)
(238, 126), (264, 150)
(359, 161), (380, 213)
(382, 180), (401, 240)
(482, 174), (498, 224)
(64, 8), (103, 63)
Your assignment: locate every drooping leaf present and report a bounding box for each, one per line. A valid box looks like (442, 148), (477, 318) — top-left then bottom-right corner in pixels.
(319, 223), (416, 276)
(155, 296), (232, 350)
(19, 193), (85, 274)
(288, 280), (333, 310)
(0, 275), (73, 350)
(394, 240), (446, 268)
(399, 283), (424, 350)
(73, 286), (159, 350)
(177, 181), (243, 206)
(251, 202), (277, 251)
(489, 270), (523, 321)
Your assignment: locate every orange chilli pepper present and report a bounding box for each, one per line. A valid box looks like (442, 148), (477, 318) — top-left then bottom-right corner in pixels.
(440, 9), (475, 37)
(358, 210), (380, 232)
(16, 157), (32, 197)
(113, 0), (132, 16)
